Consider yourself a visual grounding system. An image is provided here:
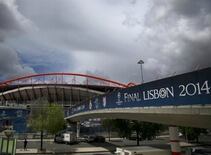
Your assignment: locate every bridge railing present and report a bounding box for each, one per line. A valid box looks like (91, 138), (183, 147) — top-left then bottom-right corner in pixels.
(66, 68), (211, 118)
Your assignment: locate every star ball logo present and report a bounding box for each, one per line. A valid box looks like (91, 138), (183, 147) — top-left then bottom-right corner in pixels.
(89, 100), (92, 110)
(16, 110), (23, 117)
(1, 111), (6, 117)
(103, 97), (106, 107)
(116, 92), (123, 106)
(95, 98), (99, 109)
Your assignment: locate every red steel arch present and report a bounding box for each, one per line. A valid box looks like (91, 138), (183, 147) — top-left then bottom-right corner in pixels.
(0, 72), (133, 88)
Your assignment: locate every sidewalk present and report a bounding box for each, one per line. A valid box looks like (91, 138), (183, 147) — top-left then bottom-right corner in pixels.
(17, 139), (54, 142)
(16, 149), (39, 154)
(16, 147), (112, 154)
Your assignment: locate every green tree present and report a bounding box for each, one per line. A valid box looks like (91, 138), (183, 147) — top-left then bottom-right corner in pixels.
(180, 127), (207, 142)
(46, 104), (66, 134)
(131, 120), (142, 146)
(131, 121), (164, 146)
(140, 122), (164, 140)
(110, 119), (164, 146)
(113, 119), (132, 139)
(29, 99), (65, 151)
(29, 99), (47, 151)
(102, 119), (114, 141)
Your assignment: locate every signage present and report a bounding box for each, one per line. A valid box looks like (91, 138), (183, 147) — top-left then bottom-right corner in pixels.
(69, 68), (211, 115)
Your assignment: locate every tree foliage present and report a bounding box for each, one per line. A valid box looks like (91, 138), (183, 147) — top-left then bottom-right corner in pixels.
(29, 100), (65, 133)
(131, 121), (165, 145)
(102, 119), (114, 141)
(45, 104), (66, 134)
(29, 99), (48, 131)
(28, 99), (66, 150)
(139, 122), (164, 140)
(179, 127), (207, 142)
(113, 119), (132, 139)
(103, 119), (165, 146)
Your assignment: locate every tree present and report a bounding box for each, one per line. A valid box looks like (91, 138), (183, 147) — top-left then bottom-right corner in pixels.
(29, 99), (48, 151)
(29, 99), (65, 151)
(131, 121), (164, 146)
(110, 119), (165, 146)
(141, 122), (164, 140)
(131, 121), (142, 146)
(46, 104), (66, 134)
(179, 127), (207, 142)
(102, 119), (114, 141)
(113, 119), (132, 139)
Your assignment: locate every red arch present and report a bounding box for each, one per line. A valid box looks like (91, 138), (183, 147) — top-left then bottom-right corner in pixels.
(0, 72), (130, 88)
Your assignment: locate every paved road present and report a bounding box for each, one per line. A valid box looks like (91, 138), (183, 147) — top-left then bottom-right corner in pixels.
(16, 138), (171, 154)
(17, 140), (116, 154)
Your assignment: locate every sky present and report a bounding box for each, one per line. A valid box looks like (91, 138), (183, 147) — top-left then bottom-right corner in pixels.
(0, 0), (211, 84)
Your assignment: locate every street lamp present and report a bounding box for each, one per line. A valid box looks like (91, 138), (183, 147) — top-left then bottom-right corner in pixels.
(137, 59), (144, 84)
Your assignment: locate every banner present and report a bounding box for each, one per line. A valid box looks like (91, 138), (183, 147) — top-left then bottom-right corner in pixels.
(69, 68), (211, 116)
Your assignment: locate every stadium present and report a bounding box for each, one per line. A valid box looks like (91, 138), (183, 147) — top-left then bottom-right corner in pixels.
(0, 72), (132, 132)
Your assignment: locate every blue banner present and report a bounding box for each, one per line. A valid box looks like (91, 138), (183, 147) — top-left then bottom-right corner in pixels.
(0, 108), (29, 133)
(68, 68), (211, 116)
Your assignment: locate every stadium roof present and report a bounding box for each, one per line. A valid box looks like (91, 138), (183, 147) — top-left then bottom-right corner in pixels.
(0, 72), (133, 106)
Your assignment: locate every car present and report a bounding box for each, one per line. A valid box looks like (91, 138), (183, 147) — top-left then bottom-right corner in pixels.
(83, 135), (105, 143)
(94, 136), (105, 142)
(54, 132), (64, 143)
(189, 147), (211, 155)
(54, 130), (77, 144)
(83, 135), (96, 143)
(33, 131), (48, 139)
(129, 132), (143, 140)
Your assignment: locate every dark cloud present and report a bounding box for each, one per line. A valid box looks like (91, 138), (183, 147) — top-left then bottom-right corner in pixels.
(138, 0), (211, 78)
(0, 44), (34, 78)
(0, 2), (20, 31)
(16, 0), (133, 54)
(1, 0), (211, 83)
(0, 0), (21, 41)
(0, 0), (34, 79)
(13, 0), (146, 83)
(171, 0), (211, 17)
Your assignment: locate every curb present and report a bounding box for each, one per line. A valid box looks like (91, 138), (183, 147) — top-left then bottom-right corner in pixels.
(16, 148), (116, 154)
(16, 151), (114, 155)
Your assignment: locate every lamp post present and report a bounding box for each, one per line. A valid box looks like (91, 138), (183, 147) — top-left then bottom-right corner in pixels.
(137, 59), (144, 84)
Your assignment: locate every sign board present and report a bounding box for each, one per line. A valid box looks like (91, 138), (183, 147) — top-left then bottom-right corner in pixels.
(68, 68), (211, 116)
(0, 108), (29, 133)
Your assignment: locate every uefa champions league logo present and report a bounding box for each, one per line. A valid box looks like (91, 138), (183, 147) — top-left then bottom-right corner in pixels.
(103, 97), (106, 107)
(1, 111), (6, 117)
(116, 92), (123, 106)
(16, 110), (23, 117)
(89, 100), (92, 110)
(94, 98), (99, 109)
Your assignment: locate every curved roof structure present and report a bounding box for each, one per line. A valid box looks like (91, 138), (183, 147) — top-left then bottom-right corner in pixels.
(0, 72), (133, 106)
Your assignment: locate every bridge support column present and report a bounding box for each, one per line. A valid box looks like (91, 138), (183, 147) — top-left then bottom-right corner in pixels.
(76, 121), (80, 138)
(169, 126), (181, 155)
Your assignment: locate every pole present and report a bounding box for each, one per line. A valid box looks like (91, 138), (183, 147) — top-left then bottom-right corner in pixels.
(138, 59), (144, 84)
(76, 122), (80, 139)
(169, 126), (181, 155)
(140, 64), (144, 84)
(41, 130), (43, 151)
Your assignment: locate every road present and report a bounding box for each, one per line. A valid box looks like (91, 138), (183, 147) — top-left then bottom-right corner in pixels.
(17, 139), (116, 154)
(16, 138), (170, 154)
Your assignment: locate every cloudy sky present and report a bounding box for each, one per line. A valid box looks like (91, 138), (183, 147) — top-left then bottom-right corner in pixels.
(0, 0), (211, 83)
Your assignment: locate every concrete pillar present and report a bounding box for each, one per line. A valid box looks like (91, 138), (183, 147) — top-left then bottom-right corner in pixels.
(76, 121), (80, 138)
(169, 126), (181, 155)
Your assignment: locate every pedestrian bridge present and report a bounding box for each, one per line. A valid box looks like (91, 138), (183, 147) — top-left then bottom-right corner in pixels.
(65, 68), (211, 129)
